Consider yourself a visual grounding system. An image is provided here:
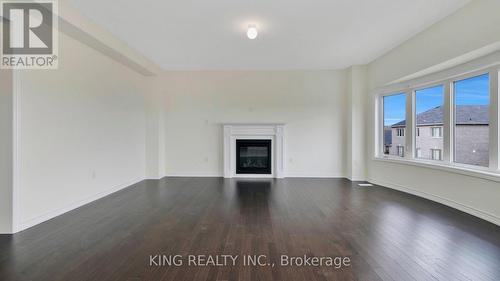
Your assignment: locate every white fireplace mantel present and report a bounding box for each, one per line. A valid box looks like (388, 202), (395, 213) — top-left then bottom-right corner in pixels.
(223, 123), (285, 178)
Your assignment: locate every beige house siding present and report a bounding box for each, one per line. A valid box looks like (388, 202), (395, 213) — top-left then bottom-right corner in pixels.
(389, 127), (405, 156)
(454, 125), (489, 167)
(416, 125), (444, 160)
(387, 125), (488, 166)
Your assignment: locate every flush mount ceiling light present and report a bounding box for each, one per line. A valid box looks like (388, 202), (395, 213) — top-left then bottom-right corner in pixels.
(246, 24), (258, 39)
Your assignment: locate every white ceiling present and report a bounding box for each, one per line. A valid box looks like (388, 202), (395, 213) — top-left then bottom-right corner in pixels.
(70, 0), (469, 70)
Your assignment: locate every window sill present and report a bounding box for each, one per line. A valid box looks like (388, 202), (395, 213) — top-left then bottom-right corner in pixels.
(373, 156), (500, 183)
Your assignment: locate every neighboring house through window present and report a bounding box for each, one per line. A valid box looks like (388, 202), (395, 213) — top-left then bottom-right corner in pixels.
(431, 149), (442, 160)
(379, 69), (494, 173)
(431, 127), (443, 138)
(416, 148), (421, 158)
(454, 74), (490, 167)
(383, 93), (406, 157)
(415, 85), (444, 161)
(397, 146), (404, 157)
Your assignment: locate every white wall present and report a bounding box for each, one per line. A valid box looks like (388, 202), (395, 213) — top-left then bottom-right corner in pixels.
(14, 32), (148, 231)
(368, 0), (500, 88)
(366, 0), (500, 225)
(160, 71), (348, 177)
(346, 66), (368, 181)
(5, 0), (499, 233)
(0, 69), (13, 234)
(145, 80), (166, 179)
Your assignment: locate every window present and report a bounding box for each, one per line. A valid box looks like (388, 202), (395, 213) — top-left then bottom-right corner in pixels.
(431, 149), (442, 161)
(383, 93), (406, 157)
(377, 65), (499, 177)
(416, 148), (421, 158)
(397, 146), (405, 157)
(454, 73), (489, 167)
(415, 85), (444, 160)
(431, 127), (443, 138)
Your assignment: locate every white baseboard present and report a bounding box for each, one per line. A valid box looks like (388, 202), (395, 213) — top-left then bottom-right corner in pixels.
(14, 177), (145, 233)
(165, 173), (347, 179)
(165, 173), (223, 178)
(346, 176), (367, 181)
(144, 174), (167, 180)
(285, 173), (346, 178)
(369, 178), (500, 226)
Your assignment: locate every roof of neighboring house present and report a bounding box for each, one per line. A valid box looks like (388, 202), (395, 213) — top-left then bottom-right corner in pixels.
(391, 105), (489, 127)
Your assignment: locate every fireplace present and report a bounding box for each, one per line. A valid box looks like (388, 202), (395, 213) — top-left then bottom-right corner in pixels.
(223, 124), (284, 178)
(236, 139), (272, 174)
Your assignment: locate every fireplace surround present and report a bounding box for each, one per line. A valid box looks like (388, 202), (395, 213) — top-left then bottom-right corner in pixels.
(223, 124), (285, 178)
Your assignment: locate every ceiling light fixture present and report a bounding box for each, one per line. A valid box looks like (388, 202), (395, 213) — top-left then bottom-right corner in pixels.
(247, 24), (258, 39)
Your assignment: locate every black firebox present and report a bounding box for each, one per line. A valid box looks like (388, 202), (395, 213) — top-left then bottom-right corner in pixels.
(236, 139), (272, 174)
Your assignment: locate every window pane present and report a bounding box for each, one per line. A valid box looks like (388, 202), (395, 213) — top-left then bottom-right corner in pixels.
(454, 74), (489, 167)
(431, 149), (442, 160)
(415, 85), (444, 160)
(383, 93), (406, 157)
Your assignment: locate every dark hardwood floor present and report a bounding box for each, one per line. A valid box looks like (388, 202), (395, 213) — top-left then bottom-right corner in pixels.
(1, 177), (499, 281)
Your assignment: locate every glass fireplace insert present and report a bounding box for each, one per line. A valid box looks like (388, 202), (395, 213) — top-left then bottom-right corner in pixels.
(236, 139), (272, 174)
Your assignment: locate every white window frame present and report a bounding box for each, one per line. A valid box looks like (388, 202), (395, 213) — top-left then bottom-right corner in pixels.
(379, 92), (410, 160)
(431, 148), (442, 161)
(397, 145), (405, 157)
(431, 127), (443, 138)
(413, 83), (445, 160)
(374, 59), (500, 179)
(452, 72), (492, 168)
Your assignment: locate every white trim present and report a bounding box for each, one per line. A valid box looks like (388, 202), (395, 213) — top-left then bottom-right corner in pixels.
(222, 124), (285, 179)
(369, 178), (500, 226)
(374, 59), (500, 176)
(375, 96), (383, 158)
(444, 80), (452, 162)
(163, 174), (346, 179)
(346, 176), (365, 181)
(16, 177), (145, 233)
(431, 127), (443, 138)
(11, 70), (21, 233)
(165, 174), (222, 178)
(287, 173), (346, 179)
(144, 176), (166, 180)
(489, 69), (499, 170)
(406, 90), (413, 160)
